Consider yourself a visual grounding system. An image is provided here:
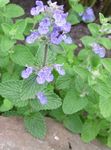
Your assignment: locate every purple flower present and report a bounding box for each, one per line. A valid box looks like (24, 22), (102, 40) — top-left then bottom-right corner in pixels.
(36, 67), (54, 84)
(36, 92), (47, 105)
(50, 28), (63, 45)
(92, 43), (106, 58)
(54, 64), (65, 75)
(38, 18), (51, 35)
(26, 32), (39, 44)
(21, 67), (33, 79)
(53, 11), (68, 26)
(30, 0), (44, 16)
(62, 22), (71, 33)
(62, 35), (72, 44)
(38, 26), (49, 35)
(39, 18), (51, 27)
(82, 7), (95, 22)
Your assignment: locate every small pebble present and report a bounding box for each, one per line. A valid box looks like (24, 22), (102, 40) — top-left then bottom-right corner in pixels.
(54, 136), (60, 141)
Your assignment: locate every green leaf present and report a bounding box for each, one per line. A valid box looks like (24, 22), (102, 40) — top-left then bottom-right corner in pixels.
(67, 9), (80, 25)
(49, 108), (65, 122)
(99, 96), (111, 118)
(35, 43), (45, 66)
(78, 49), (88, 60)
(30, 92), (62, 111)
(102, 58), (111, 73)
(61, 42), (77, 63)
(0, 99), (13, 112)
(10, 20), (26, 40)
(63, 115), (83, 133)
(1, 23), (12, 35)
(24, 113), (46, 139)
(21, 75), (42, 100)
(88, 23), (100, 36)
(62, 89), (88, 114)
(0, 36), (15, 52)
(98, 37), (111, 49)
(10, 45), (35, 66)
(0, 56), (9, 67)
(81, 120), (101, 143)
(81, 36), (95, 47)
(0, 0), (9, 7)
(107, 133), (111, 147)
(56, 75), (73, 90)
(5, 4), (24, 18)
(0, 80), (23, 102)
(93, 80), (111, 97)
(73, 65), (89, 80)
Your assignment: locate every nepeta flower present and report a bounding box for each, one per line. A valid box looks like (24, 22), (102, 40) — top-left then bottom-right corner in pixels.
(30, 0), (44, 16)
(82, 7), (95, 22)
(91, 43), (106, 58)
(27, 0), (72, 45)
(62, 35), (72, 44)
(26, 32), (39, 44)
(21, 67), (33, 79)
(48, 0), (64, 11)
(54, 64), (65, 75)
(50, 29), (63, 45)
(36, 67), (54, 84)
(38, 18), (51, 35)
(40, 18), (51, 27)
(53, 11), (68, 27)
(36, 92), (47, 105)
(38, 26), (49, 35)
(62, 22), (71, 33)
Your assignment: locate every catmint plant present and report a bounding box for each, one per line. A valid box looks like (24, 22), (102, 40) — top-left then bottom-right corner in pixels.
(22, 0), (72, 104)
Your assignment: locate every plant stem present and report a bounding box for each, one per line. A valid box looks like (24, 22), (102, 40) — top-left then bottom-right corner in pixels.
(43, 44), (48, 67)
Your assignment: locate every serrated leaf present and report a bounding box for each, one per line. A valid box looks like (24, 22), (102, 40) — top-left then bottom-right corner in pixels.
(10, 45), (35, 66)
(24, 113), (46, 139)
(0, 0), (9, 7)
(0, 80), (23, 102)
(56, 75), (73, 90)
(93, 80), (111, 97)
(62, 90), (88, 114)
(5, 4), (24, 18)
(21, 75), (42, 100)
(63, 115), (83, 133)
(81, 120), (101, 143)
(49, 108), (65, 122)
(102, 58), (111, 73)
(1, 23), (12, 35)
(30, 92), (62, 111)
(99, 96), (111, 118)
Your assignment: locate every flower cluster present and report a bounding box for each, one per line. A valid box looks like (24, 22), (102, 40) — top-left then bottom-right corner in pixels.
(91, 43), (106, 58)
(81, 7), (95, 23)
(21, 65), (65, 104)
(26, 0), (72, 45)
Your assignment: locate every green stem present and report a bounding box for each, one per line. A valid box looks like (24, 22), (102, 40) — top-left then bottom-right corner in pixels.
(43, 44), (48, 67)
